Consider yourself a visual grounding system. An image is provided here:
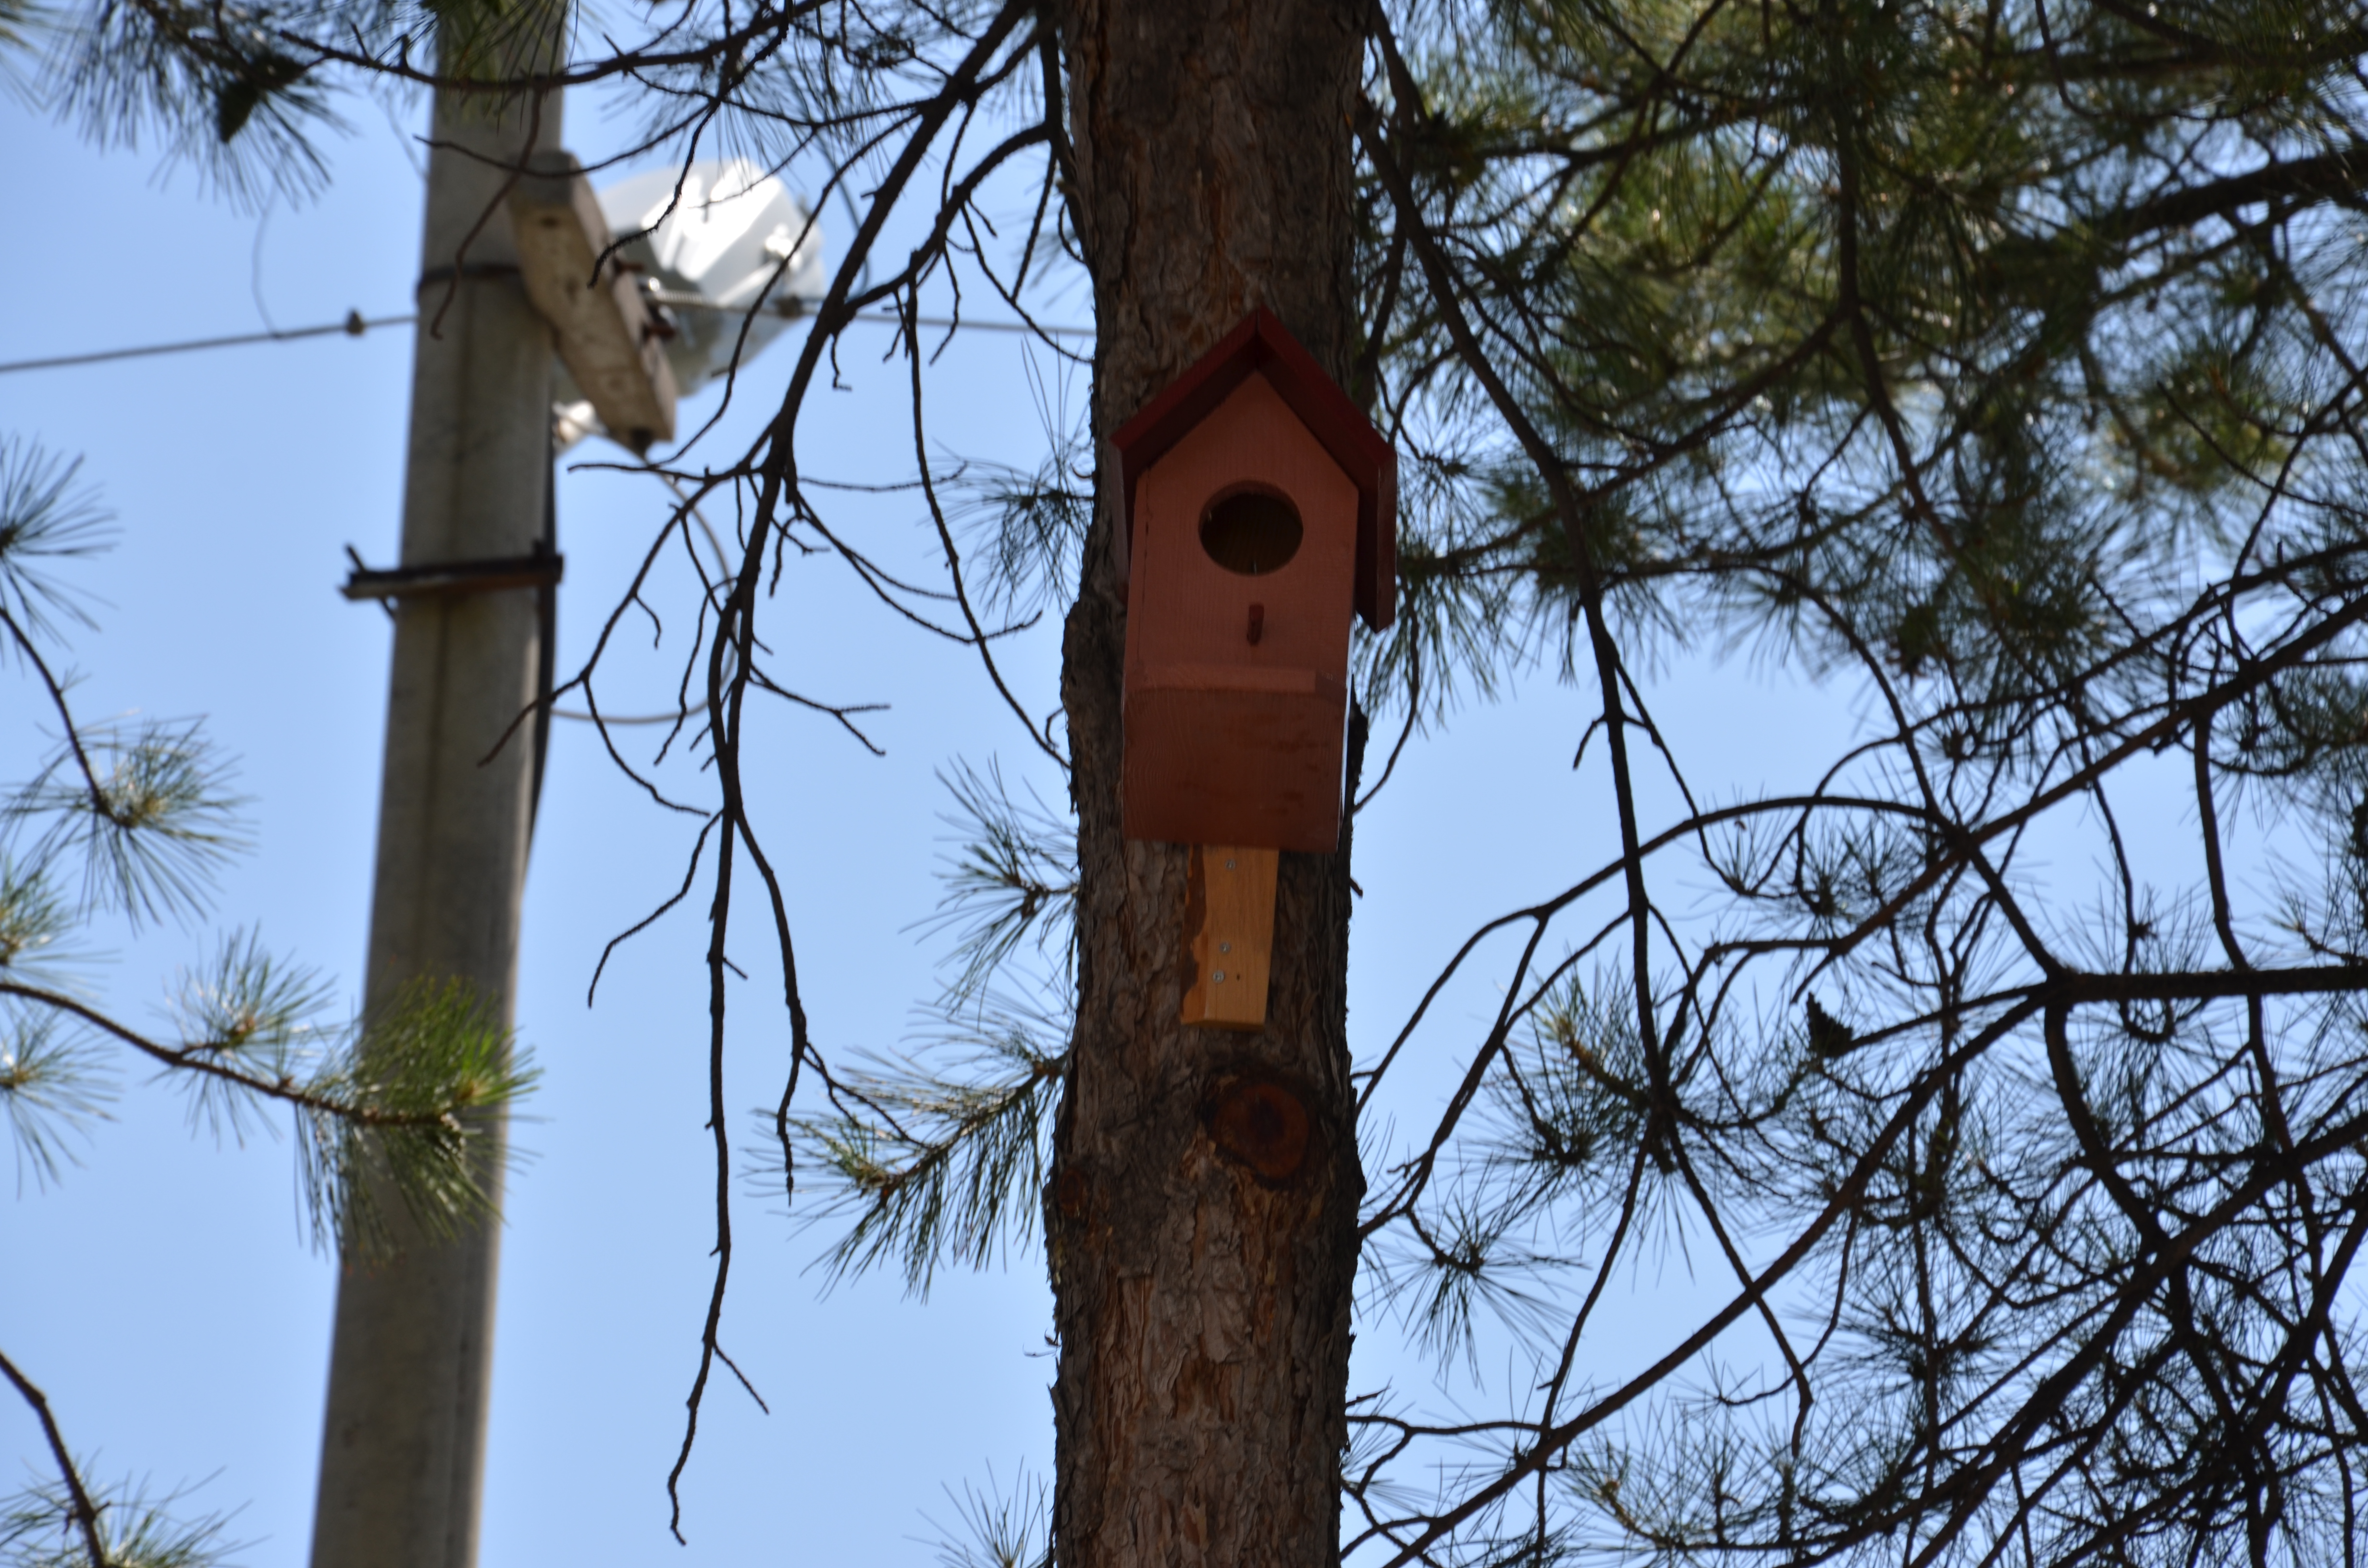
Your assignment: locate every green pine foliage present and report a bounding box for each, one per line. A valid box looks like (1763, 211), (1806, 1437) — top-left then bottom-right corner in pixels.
(0, 1011), (111, 1191)
(0, 1472), (234, 1568)
(13, 0), (568, 205)
(1371, 0), (2368, 714)
(1330, 2), (2368, 1560)
(784, 990), (1069, 1297)
(916, 760), (1076, 1005)
(924, 1464), (1050, 1568)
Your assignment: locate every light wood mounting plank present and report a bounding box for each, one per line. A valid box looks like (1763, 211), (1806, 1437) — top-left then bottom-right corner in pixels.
(1181, 844), (1278, 1029)
(507, 151), (679, 452)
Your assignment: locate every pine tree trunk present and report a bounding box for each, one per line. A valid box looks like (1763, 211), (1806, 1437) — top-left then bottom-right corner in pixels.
(1049, 2), (1369, 1563)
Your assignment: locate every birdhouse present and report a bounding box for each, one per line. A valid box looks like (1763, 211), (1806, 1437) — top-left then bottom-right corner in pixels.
(1115, 309), (1396, 855)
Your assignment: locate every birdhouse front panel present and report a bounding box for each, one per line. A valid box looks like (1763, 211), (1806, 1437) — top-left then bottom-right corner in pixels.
(1122, 369), (1361, 852)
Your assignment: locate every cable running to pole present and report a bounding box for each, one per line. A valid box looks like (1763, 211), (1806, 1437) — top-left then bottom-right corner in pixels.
(0, 312), (417, 375)
(0, 306), (1091, 377)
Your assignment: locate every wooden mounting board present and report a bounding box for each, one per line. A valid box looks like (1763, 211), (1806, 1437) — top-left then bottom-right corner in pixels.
(1181, 845), (1278, 1029)
(507, 152), (678, 451)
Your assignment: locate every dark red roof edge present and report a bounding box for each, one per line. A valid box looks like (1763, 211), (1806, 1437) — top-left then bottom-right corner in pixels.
(1112, 309), (1396, 630)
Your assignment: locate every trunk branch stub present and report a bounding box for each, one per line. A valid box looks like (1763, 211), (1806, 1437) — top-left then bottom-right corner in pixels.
(1203, 1074), (1312, 1184)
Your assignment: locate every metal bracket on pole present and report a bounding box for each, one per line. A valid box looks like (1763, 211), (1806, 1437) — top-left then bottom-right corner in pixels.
(506, 150), (679, 453)
(341, 544), (565, 603)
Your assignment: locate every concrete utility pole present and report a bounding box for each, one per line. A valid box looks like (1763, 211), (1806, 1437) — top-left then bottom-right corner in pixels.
(307, 39), (563, 1568)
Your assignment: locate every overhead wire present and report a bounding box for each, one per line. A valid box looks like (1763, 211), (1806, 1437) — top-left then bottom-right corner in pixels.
(0, 304), (1092, 377)
(0, 312), (417, 375)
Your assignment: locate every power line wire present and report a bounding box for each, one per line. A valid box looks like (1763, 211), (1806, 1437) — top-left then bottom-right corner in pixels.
(0, 305), (1091, 377)
(856, 310), (1093, 339)
(0, 312), (416, 375)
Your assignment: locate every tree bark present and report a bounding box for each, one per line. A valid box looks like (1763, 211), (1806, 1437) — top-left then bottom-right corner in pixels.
(1049, 2), (1369, 1564)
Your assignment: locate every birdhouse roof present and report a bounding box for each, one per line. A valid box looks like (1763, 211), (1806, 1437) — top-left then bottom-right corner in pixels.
(1113, 309), (1396, 630)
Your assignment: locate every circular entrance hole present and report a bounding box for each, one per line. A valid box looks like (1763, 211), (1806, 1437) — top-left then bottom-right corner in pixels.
(1199, 488), (1303, 576)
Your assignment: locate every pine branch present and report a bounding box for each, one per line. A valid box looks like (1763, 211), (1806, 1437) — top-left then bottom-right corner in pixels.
(0, 968), (532, 1257)
(779, 992), (1067, 1295)
(0, 1349), (106, 1568)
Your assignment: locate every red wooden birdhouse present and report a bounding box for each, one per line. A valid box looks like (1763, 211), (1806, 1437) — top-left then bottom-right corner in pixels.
(1116, 310), (1396, 854)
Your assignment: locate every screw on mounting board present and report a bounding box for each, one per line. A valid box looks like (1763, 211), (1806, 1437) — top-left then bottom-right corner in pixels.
(1213, 970), (1227, 983)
